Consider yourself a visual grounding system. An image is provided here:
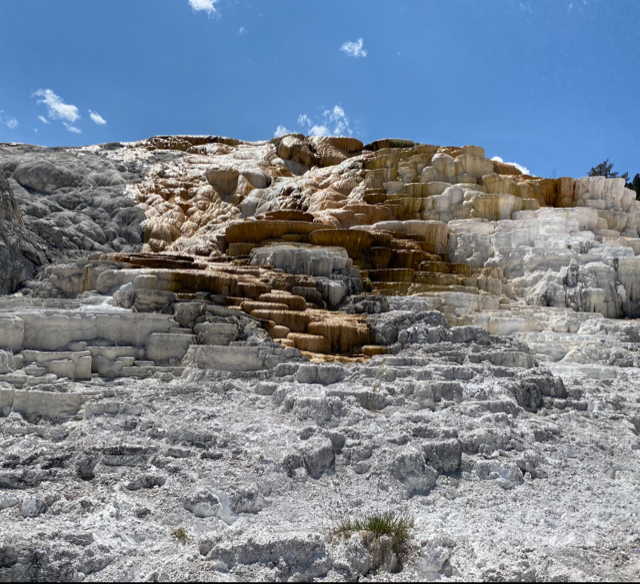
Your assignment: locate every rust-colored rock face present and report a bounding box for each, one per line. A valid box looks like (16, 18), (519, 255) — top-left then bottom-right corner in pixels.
(307, 314), (370, 353)
(287, 333), (331, 353)
(308, 229), (374, 253)
(259, 292), (307, 311)
(62, 133), (639, 357)
(226, 221), (329, 245)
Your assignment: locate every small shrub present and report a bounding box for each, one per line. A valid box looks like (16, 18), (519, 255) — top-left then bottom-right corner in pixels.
(334, 510), (414, 555)
(171, 527), (190, 543)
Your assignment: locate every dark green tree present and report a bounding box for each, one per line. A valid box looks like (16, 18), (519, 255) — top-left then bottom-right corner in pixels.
(588, 159), (629, 181)
(627, 173), (640, 200)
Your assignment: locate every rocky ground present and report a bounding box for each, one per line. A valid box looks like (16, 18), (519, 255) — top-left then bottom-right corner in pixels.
(1, 316), (639, 581)
(1, 135), (640, 582)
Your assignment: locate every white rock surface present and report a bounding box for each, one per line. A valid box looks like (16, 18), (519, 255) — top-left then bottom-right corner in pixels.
(1, 136), (640, 581)
(0, 316), (638, 581)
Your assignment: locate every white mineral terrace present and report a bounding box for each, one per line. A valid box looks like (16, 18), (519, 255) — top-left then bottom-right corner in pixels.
(0, 137), (639, 581)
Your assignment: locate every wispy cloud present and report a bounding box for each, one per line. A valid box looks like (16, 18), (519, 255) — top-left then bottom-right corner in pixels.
(274, 125), (290, 138)
(492, 156), (531, 176)
(89, 110), (107, 125)
(0, 111), (18, 130)
(33, 89), (80, 123)
(293, 106), (353, 137)
(239, 26), (247, 35)
(64, 123), (82, 134)
(278, 105), (354, 139)
(567, 2), (574, 13)
(297, 114), (311, 128)
(188, 0), (218, 16)
(340, 38), (367, 58)
(38, 115), (49, 124)
(320, 105), (351, 136)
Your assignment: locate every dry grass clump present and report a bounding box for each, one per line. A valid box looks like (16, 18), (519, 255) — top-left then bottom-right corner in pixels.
(334, 510), (414, 556)
(171, 527), (190, 543)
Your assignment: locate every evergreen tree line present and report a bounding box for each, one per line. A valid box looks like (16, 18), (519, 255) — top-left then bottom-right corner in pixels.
(588, 160), (640, 199)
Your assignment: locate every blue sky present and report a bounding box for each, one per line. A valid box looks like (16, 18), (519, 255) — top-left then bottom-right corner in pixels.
(0, 0), (638, 178)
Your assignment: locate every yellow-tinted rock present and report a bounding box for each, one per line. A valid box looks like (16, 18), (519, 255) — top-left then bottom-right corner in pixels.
(259, 292), (307, 311)
(414, 272), (463, 286)
(205, 168), (240, 198)
(226, 221), (330, 244)
(420, 261), (451, 273)
(556, 177), (575, 208)
(277, 135), (316, 166)
(313, 137), (364, 167)
(307, 316), (370, 353)
(368, 268), (415, 282)
(308, 229), (374, 253)
(363, 345), (387, 357)
(517, 181), (545, 206)
(470, 193), (523, 221)
(368, 221), (449, 254)
(458, 154), (494, 179)
(537, 179), (558, 207)
(241, 301), (290, 314)
(483, 175), (520, 197)
(288, 333), (331, 353)
(367, 247), (393, 269)
(492, 161), (523, 176)
(145, 218), (181, 245)
(271, 325), (291, 339)
(363, 192), (389, 205)
(250, 309), (311, 333)
(452, 263), (473, 276)
(227, 243), (256, 256)
(389, 249), (430, 270)
(373, 282), (412, 295)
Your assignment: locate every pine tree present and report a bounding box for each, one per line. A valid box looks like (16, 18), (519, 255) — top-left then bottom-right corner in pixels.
(628, 173), (640, 200)
(588, 159), (629, 181)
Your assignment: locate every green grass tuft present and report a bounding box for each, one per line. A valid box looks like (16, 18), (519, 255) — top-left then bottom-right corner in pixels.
(334, 510), (414, 554)
(171, 527), (190, 543)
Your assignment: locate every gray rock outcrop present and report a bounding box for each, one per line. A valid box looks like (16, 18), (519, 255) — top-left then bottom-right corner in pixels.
(0, 171), (46, 294)
(0, 145), (146, 284)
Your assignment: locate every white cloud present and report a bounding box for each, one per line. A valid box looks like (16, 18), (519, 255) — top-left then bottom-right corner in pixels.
(491, 156), (531, 176)
(239, 26), (247, 35)
(279, 105), (354, 139)
(89, 110), (107, 125)
(64, 123), (82, 134)
(309, 125), (330, 137)
(274, 125), (290, 138)
(38, 115), (49, 124)
(188, 0), (218, 15)
(340, 38), (367, 58)
(33, 89), (80, 123)
(321, 105), (352, 136)
(568, 2), (574, 13)
(297, 114), (311, 128)
(0, 112), (18, 129)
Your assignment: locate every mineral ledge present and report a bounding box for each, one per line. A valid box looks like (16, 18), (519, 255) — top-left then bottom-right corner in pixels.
(0, 135), (639, 581)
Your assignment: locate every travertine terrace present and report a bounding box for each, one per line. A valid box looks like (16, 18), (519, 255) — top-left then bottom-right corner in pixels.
(0, 135), (639, 582)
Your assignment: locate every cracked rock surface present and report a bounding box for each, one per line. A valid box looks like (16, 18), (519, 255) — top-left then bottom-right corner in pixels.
(1, 135), (640, 582)
(1, 321), (640, 581)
